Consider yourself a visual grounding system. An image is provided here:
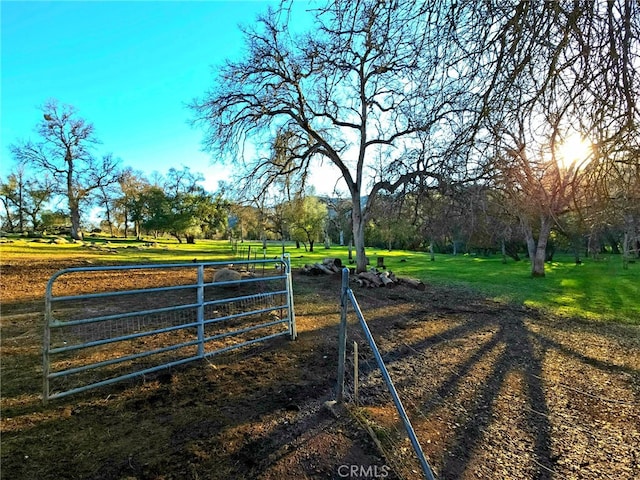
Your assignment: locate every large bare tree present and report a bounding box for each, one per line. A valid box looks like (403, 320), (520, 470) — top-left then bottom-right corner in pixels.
(476, 0), (640, 276)
(10, 100), (121, 240)
(191, 0), (481, 272)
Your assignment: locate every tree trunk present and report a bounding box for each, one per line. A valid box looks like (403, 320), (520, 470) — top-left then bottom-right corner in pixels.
(17, 180), (25, 232)
(65, 152), (82, 240)
(104, 203), (114, 237)
(623, 231), (630, 270)
(123, 208), (129, 238)
(531, 215), (552, 277)
(69, 200), (83, 240)
(352, 194), (367, 273)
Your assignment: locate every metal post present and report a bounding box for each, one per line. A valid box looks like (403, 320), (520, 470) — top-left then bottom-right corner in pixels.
(283, 254), (297, 340)
(353, 340), (359, 405)
(43, 280), (53, 403)
(336, 268), (349, 402)
(348, 290), (437, 480)
(197, 265), (205, 358)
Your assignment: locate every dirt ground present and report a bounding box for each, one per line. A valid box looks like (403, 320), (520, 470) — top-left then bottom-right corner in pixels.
(1, 258), (639, 480)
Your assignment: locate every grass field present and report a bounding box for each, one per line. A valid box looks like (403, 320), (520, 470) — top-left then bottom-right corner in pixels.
(1, 235), (638, 324)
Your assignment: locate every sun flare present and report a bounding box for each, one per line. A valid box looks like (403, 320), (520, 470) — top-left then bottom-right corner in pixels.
(557, 134), (592, 169)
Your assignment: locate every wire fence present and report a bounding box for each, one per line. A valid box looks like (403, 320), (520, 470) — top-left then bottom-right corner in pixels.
(335, 269), (639, 480)
(337, 269), (437, 480)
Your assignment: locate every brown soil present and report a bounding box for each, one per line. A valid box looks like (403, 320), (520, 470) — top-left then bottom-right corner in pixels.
(1, 258), (639, 480)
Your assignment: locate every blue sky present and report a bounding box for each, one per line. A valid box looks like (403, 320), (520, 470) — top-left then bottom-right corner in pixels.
(1, 0), (320, 193)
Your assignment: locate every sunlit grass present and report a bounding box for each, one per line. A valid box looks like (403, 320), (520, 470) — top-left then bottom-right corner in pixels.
(1, 235), (638, 324)
(271, 243), (638, 325)
(0, 235), (236, 264)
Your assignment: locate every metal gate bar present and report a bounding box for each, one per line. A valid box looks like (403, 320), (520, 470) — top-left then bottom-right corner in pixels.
(336, 268), (437, 480)
(44, 255), (296, 402)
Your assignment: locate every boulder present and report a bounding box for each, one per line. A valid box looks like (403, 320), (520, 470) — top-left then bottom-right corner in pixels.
(213, 268), (242, 285)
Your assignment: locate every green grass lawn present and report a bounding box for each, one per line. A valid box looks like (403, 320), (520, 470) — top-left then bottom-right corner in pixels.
(376, 250), (639, 325)
(2, 235), (638, 325)
(257, 242), (639, 325)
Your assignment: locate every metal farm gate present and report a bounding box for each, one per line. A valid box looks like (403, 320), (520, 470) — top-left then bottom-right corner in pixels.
(43, 256), (296, 402)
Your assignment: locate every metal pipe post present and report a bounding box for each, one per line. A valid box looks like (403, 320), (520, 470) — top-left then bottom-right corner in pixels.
(348, 290), (437, 480)
(197, 265), (205, 358)
(336, 268), (349, 402)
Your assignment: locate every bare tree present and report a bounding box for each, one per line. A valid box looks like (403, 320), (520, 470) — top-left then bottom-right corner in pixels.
(94, 158), (122, 237)
(191, 0), (481, 272)
(192, 0), (637, 274)
(10, 100), (121, 240)
(476, 0), (639, 276)
(582, 140), (640, 267)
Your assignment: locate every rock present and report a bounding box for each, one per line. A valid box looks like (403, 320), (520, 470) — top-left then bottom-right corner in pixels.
(323, 400), (341, 418)
(213, 268), (242, 284)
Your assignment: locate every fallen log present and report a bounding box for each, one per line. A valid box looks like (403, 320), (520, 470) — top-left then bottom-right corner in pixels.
(301, 259), (344, 275)
(322, 258), (343, 270)
(379, 271), (397, 288)
(316, 263), (336, 275)
(358, 271), (384, 287)
(301, 264), (324, 275)
(398, 277), (426, 291)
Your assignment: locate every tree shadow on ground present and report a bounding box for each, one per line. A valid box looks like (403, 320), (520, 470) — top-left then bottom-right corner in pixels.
(431, 315), (553, 479)
(348, 296), (558, 479)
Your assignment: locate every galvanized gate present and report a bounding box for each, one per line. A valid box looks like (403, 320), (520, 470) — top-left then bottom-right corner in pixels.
(43, 256), (296, 402)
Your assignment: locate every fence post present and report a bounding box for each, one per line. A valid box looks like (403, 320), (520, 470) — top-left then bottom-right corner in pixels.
(197, 264), (205, 358)
(283, 254), (297, 340)
(43, 277), (54, 403)
(349, 289), (437, 480)
(336, 267), (349, 402)
(353, 340), (359, 405)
